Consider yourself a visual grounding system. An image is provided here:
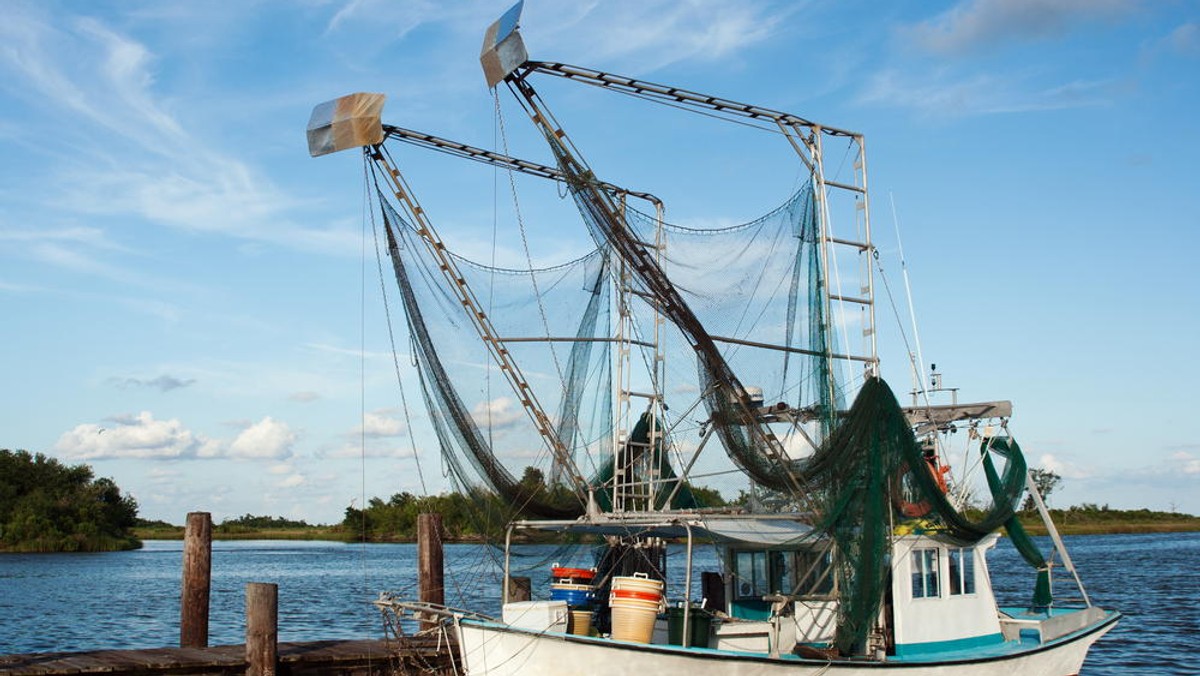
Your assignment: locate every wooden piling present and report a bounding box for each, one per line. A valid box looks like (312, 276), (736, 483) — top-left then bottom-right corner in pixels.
(507, 576), (532, 602)
(417, 512), (444, 631)
(180, 512), (212, 648)
(245, 583), (278, 676)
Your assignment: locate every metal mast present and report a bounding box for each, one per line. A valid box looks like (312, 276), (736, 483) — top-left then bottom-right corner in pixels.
(490, 58), (881, 390)
(307, 93), (593, 505)
(377, 124), (669, 509)
(481, 4), (814, 502)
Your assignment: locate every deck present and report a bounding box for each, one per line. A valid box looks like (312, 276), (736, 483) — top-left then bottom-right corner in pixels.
(0, 636), (457, 676)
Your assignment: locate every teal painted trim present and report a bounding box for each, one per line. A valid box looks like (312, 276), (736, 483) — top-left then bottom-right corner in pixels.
(894, 632), (1005, 657)
(729, 600), (771, 620)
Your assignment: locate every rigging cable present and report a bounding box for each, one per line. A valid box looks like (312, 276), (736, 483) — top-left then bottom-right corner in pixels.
(366, 156), (429, 495)
(493, 91), (573, 484)
(889, 192), (931, 403)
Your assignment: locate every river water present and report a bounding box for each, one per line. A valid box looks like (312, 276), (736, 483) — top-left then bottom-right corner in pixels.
(1, 532), (1196, 673)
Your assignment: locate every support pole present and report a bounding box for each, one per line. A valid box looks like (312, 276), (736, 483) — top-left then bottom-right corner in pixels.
(1026, 473), (1092, 606)
(245, 583), (278, 676)
(180, 512), (212, 648)
(418, 512), (445, 631)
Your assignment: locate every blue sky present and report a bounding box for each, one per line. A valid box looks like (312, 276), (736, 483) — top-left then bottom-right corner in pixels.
(2, 0), (1197, 525)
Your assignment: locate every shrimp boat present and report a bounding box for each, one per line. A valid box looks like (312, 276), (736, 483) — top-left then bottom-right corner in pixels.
(307, 3), (1118, 674)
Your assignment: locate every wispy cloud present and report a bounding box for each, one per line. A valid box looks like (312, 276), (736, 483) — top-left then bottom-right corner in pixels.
(108, 374), (197, 392)
(858, 68), (1118, 116)
(1157, 22), (1200, 58)
(0, 4), (361, 265)
(902, 0), (1139, 56)
(528, 0), (786, 73)
(324, 0), (443, 40)
(326, 441), (418, 459)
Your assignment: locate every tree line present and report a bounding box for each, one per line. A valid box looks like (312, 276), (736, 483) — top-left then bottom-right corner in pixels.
(340, 473), (728, 542)
(0, 449), (140, 552)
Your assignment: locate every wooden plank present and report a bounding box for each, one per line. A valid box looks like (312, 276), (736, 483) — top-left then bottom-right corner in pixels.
(0, 638), (457, 676)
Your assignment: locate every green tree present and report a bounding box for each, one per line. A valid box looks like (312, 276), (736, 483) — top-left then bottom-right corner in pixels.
(687, 485), (727, 508)
(0, 449), (140, 552)
(1023, 468), (1062, 512)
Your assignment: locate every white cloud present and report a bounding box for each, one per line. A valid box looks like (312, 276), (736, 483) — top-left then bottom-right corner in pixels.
(358, 409), (406, 438)
(228, 417), (297, 459)
(1169, 451), (1200, 475)
(1037, 453), (1092, 480)
(277, 473), (306, 488)
(903, 0), (1138, 56)
(55, 411), (212, 459)
(472, 397), (526, 429)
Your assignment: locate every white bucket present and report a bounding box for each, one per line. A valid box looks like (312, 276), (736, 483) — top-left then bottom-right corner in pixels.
(611, 574), (664, 595)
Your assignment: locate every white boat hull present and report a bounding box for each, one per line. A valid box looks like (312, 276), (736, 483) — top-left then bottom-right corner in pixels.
(454, 612), (1118, 676)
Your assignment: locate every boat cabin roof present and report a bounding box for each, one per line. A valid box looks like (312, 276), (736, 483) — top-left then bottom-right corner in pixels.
(508, 512), (816, 547)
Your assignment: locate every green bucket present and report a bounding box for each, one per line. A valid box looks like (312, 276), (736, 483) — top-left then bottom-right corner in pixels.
(666, 607), (711, 648)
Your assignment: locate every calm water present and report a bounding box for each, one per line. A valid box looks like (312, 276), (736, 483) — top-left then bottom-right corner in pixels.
(1, 532), (1196, 674)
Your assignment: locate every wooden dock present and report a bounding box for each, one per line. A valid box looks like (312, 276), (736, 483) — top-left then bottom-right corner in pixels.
(0, 636), (458, 676)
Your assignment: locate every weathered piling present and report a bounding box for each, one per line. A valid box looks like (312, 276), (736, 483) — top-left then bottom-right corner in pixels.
(181, 511), (213, 648)
(245, 583), (278, 676)
(507, 576), (532, 602)
(417, 512), (445, 631)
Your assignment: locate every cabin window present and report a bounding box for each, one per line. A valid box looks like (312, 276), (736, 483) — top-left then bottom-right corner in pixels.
(949, 547), (976, 595)
(734, 551), (770, 599)
(732, 548), (834, 599)
(911, 549), (940, 599)
(793, 548), (835, 595)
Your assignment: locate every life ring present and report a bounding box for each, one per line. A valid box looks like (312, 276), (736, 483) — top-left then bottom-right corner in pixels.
(894, 456), (950, 518)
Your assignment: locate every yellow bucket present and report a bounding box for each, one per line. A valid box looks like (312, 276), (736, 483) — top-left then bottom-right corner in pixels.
(609, 603), (658, 643)
(569, 609), (593, 636)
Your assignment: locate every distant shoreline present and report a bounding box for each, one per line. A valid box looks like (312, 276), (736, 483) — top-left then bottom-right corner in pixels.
(133, 519), (1200, 542)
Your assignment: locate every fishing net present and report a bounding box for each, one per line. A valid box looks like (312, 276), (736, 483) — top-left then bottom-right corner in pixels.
(378, 191), (602, 520)
(373, 132), (1040, 653)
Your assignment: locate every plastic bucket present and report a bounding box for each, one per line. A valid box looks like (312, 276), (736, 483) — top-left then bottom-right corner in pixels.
(611, 574), (664, 595)
(552, 566), (596, 583)
(569, 609), (593, 636)
(609, 603), (658, 643)
(609, 589), (661, 609)
(551, 586), (594, 607)
(666, 607), (712, 648)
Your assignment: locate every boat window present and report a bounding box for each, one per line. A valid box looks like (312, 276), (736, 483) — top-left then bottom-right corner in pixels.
(792, 548), (834, 595)
(734, 550), (770, 599)
(949, 547), (976, 595)
(911, 548), (940, 599)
